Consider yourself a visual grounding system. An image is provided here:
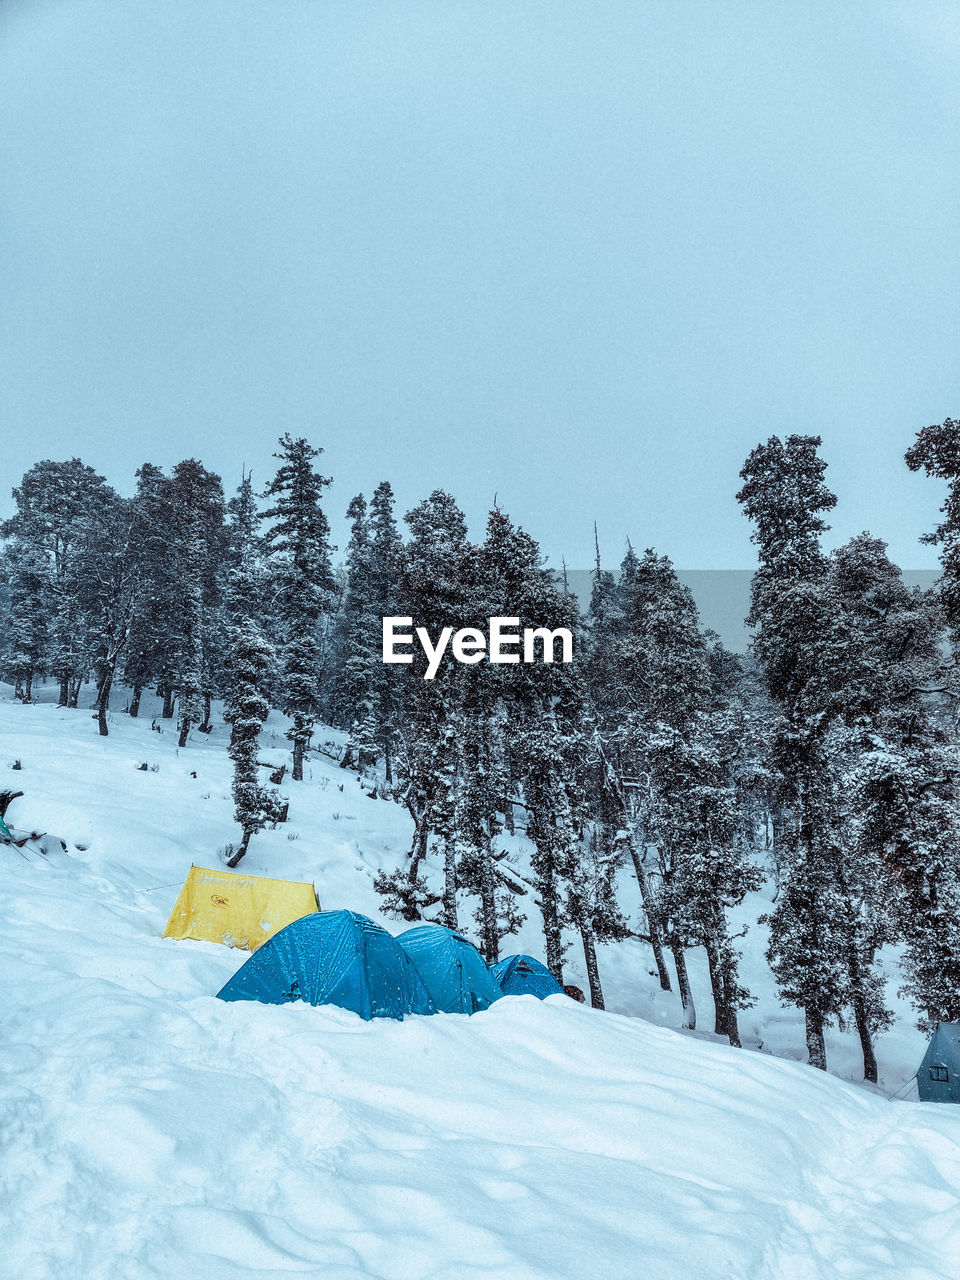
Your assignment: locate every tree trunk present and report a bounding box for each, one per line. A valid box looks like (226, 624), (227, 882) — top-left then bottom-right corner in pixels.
(178, 718), (191, 748)
(58, 676), (69, 707)
(852, 992), (878, 1083)
(200, 692), (212, 733)
(580, 922), (604, 1010)
(805, 1005), (827, 1070)
(721, 970), (742, 1048)
(479, 847), (498, 963)
(292, 729), (305, 781)
(628, 843), (671, 991)
(383, 736), (392, 787)
(68, 677), (81, 708)
(407, 815), (430, 891)
(503, 752), (516, 835)
(24, 673), (33, 702)
(97, 672), (113, 737)
(129, 685), (142, 718)
(672, 944), (696, 1029)
(705, 938), (727, 1036)
(442, 837), (458, 930)
(539, 860), (564, 981)
(226, 833), (250, 869)
(161, 686), (174, 718)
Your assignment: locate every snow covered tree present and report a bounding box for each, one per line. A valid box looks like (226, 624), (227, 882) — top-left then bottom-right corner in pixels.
(223, 621), (276, 865)
(905, 416), (960, 645)
(71, 489), (137, 736)
(330, 495), (380, 772)
(384, 490), (470, 928)
(2, 458), (118, 707)
(737, 435), (851, 1071)
(1, 538), (50, 700)
(123, 464), (180, 718)
(486, 508), (587, 981)
(366, 481), (404, 782)
(826, 534), (960, 1041)
(262, 434), (334, 780)
(167, 460), (226, 748)
(222, 471), (280, 865)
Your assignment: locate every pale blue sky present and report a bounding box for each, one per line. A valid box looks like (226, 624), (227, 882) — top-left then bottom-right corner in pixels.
(1, 1), (957, 569)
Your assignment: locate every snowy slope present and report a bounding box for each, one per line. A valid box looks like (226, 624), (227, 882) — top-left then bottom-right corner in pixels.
(3, 692), (960, 1279)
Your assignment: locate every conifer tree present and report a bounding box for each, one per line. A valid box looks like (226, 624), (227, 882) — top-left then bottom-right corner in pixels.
(367, 481), (404, 782)
(72, 489), (137, 736)
(387, 490), (470, 927)
(1, 538), (50, 700)
(331, 495), (380, 771)
(737, 435), (849, 1070)
(830, 534), (960, 1041)
(168, 460), (226, 748)
(221, 470), (282, 866)
(3, 459), (117, 707)
(262, 434), (334, 780)
(905, 417), (960, 645)
(123, 464), (179, 717)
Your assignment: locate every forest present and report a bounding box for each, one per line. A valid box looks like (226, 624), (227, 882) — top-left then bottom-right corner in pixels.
(4, 422), (960, 1082)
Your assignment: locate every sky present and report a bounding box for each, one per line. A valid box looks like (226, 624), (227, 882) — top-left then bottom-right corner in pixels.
(1, 0), (958, 571)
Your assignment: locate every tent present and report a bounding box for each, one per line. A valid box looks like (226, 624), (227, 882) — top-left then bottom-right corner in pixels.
(492, 954), (564, 999)
(397, 924), (502, 1014)
(163, 865), (319, 951)
(917, 1023), (960, 1103)
(217, 909), (438, 1020)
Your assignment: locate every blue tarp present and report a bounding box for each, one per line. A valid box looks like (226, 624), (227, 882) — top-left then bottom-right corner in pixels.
(917, 1023), (960, 1102)
(397, 924), (503, 1014)
(492, 954), (564, 999)
(216, 909), (438, 1020)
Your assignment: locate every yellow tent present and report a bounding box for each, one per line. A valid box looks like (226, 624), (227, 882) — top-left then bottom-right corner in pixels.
(163, 865), (320, 951)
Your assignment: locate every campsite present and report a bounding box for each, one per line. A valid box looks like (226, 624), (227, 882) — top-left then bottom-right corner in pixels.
(4, 687), (960, 1279)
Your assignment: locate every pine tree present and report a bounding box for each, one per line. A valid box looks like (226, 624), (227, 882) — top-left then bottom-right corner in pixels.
(905, 417), (960, 643)
(1, 538), (50, 700)
(331, 495), (380, 772)
(72, 489), (137, 736)
(386, 490), (470, 928)
(737, 435), (850, 1071)
(123, 464), (179, 718)
(262, 434), (334, 780)
(2, 459), (118, 707)
(829, 533), (960, 1040)
(367, 481), (404, 782)
(488, 509), (586, 982)
(168, 461), (226, 748)
(222, 471), (280, 865)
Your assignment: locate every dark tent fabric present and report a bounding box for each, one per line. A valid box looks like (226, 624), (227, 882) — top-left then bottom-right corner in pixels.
(492, 954), (564, 999)
(217, 909), (437, 1020)
(397, 924), (502, 1014)
(917, 1023), (960, 1102)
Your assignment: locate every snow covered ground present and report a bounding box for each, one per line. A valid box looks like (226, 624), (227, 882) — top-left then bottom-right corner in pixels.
(3, 689), (960, 1278)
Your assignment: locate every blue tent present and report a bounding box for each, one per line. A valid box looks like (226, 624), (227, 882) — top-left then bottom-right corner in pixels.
(492, 954), (564, 999)
(397, 924), (502, 1014)
(217, 909), (437, 1020)
(917, 1023), (960, 1102)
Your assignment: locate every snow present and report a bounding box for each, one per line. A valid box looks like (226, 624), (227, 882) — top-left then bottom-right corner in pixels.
(3, 689), (960, 1277)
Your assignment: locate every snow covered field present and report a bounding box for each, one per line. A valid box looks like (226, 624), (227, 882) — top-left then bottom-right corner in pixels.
(4, 691), (960, 1279)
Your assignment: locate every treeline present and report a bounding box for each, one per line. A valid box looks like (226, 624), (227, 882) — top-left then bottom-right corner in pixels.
(4, 423), (960, 1077)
